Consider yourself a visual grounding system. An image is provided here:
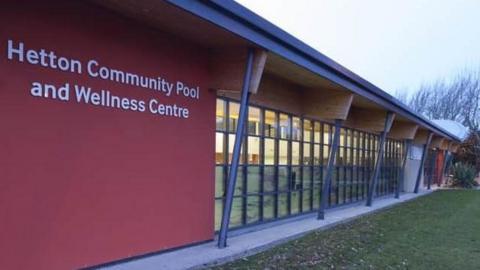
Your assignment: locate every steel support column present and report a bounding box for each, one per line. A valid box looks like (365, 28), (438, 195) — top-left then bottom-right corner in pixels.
(395, 140), (412, 199)
(427, 149), (438, 190)
(443, 151), (452, 175)
(443, 151), (453, 185)
(414, 132), (433, 193)
(218, 48), (254, 248)
(439, 148), (450, 186)
(318, 119), (342, 220)
(366, 112), (395, 207)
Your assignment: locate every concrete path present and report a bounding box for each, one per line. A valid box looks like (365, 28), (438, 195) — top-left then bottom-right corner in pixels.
(102, 190), (434, 270)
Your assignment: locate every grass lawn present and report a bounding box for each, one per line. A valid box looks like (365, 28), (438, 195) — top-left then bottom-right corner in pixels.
(212, 190), (480, 270)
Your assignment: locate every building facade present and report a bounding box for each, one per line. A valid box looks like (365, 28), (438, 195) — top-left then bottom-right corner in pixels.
(0, 1), (461, 269)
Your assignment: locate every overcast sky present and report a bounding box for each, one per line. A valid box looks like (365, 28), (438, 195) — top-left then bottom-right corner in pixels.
(236, 0), (480, 96)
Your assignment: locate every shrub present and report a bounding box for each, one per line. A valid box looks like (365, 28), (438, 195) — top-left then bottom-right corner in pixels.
(451, 163), (477, 188)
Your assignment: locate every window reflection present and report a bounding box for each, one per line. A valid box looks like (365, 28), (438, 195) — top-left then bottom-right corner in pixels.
(292, 142), (300, 165)
(214, 97), (403, 230)
(247, 136), (260, 164)
(264, 110), (276, 137)
(228, 134), (244, 164)
(216, 99), (226, 131)
(303, 120), (312, 142)
(229, 102), (239, 133)
(292, 117), (301, 141)
(279, 113), (289, 139)
(265, 138), (275, 165)
(314, 122), (321, 143)
(303, 143), (311, 165)
(323, 124), (330, 145)
(279, 140), (288, 165)
(215, 132), (224, 164)
(248, 107), (261, 136)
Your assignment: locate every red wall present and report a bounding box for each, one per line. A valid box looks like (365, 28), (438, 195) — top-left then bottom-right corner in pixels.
(0, 1), (215, 269)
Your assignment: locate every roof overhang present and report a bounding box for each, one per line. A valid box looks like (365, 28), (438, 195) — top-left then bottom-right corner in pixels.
(164, 0), (462, 142)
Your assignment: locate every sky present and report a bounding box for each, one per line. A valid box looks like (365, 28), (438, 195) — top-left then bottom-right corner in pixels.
(235, 0), (480, 96)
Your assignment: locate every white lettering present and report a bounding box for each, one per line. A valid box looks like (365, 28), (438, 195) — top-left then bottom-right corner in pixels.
(7, 40), (24, 62)
(148, 99), (189, 119)
(87, 60), (99, 77)
(30, 82), (69, 101)
(7, 39), (81, 73)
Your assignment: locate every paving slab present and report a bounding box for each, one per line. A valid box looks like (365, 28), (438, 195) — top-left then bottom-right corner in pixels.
(102, 190), (434, 270)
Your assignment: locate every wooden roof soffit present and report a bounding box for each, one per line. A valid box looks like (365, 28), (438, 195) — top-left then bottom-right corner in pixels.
(388, 121), (419, 140)
(343, 107), (395, 133)
(429, 136), (445, 149)
(209, 48), (267, 94)
(439, 140), (451, 151)
(449, 143), (459, 153)
(301, 89), (353, 120)
(413, 129), (431, 145)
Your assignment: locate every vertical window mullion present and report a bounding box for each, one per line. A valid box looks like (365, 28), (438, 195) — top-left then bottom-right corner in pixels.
(274, 112), (279, 218)
(287, 115), (292, 215)
(309, 121), (316, 210)
(259, 109), (265, 222)
(299, 118), (304, 213)
(242, 113), (248, 225)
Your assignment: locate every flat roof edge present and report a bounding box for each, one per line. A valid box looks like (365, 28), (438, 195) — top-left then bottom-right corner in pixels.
(166, 0), (462, 142)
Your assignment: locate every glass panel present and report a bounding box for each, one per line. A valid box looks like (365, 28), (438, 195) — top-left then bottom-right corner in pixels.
(338, 168), (345, 204)
(323, 145), (330, 165)
(264, 166), (276, 192)
(314, 122), (321, 143)
(303, 143), (311, 165)
(247, 166), (261, 194)
(292, 142), (300, 165)
(278, 166), (289, 191)
(279, 113), (290, 139)
(247, 196), (260, 224)
(292, 117), (301, 141)
(228, 134), (244, 164)
(264, 110), (277, 138)
(353, 131), (358, 148)
(303, 166), (312, 189)
(346, 129), (352, 147)
(247, 136), (260, 164)
(313, 167), (322, 190)
(324, 124), (331, 145)
(228, 102), (239, 133)
(339, 128), (346, 147)
(291, 166), (301, 190)
(215, 166), (224, 197)
(338, 147), (345, 166)
(234, 166), (243, 196)
(229, 197), (243, 227)
(278, 193), (289, 217)
(313, 187), (320, 209)
(303, 120), (312, 142)
(291, 191), (300, 214)
(302, 189), (311, 212)
(265, 138), (275, 165)
(330, 169), (337, 206)
(215, 199), (223, 231)
(216, 99), (226, 131)
(215, 132), (224, 164)
(352, 148), (356, 166)
(346, 148), (352, 166)
(248, 107), (261, 136)
(263, 195), (275, 220)
(345, 184), (351, 203)
(314, 144), (321, 165)
(279, 140), (288, 165)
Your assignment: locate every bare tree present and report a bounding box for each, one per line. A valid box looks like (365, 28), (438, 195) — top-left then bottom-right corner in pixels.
(396, 68), (480, 131)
